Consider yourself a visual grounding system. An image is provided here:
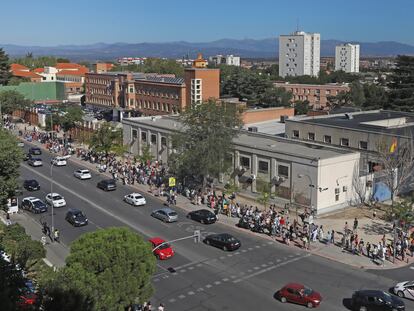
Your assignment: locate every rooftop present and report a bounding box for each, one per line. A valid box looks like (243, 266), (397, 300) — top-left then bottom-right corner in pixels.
(288, 110), (414, 137)
(123, 116), (356, 160)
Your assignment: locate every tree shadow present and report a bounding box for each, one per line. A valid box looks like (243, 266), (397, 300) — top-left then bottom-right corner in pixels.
(41, 287), (94, 311)
(361, 220), (392, 236)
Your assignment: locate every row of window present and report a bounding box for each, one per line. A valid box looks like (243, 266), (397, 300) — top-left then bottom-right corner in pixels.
(87, 97), (113, 106)
(87, 78), (114, 85)
(132, 130), (167, 146)
(57, 76), (82, 82)
(89, 87), (111, 95)
(239, 156), (289, 178)
(135, 88), (179, 99)
(133, 100), (180, 113)
(292, 130), (368, 149)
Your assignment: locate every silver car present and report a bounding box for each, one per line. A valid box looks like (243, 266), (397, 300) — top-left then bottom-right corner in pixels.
(151, 208), (178, 223)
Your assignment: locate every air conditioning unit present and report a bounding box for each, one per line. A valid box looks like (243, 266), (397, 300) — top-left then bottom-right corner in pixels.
(247, 126), (258, 132)
(280, 115), (289, 123)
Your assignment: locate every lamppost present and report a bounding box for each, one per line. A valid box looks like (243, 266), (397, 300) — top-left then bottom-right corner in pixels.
(298, 173), (315, 247)
(50, 113), (55, 240)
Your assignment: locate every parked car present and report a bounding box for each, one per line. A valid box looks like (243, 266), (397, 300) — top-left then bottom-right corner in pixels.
(124, 193), (146, 206)
(74, 169), (92, 180)
(28, 147), (41, 155)
(187, 209), (217, 224)
(20, 197), (48, 214)
(204, 233), (241, 251)
(276, 283), (322, 308)
(394, 281), (414, 300)
(28, 158), (42, 167)
(351, 290), (405, 311)
(149, 237), (174, 260)
(45, 193), (66, 207)
(23, 179), (40, 191)
(16, 290), (38, 308)
(51, 156), (67, 166)
(151, 208), (178, 223)
(65, 208), (88, 227)
(97, 179), (117, 191)
(23, 153), (31, 161)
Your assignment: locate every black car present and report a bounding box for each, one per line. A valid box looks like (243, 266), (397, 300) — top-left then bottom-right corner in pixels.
(23, 153), (31, 161)
(28, 147), (42, 155)
(65, 208), (88, 227)
(187, 209), (217, 224)
(204, 233), (241, 251)
(97, 179), (117, 191)
(20, 197), (48, 214)
(351, 290), (405, 311)
(23, 179), (40, 191)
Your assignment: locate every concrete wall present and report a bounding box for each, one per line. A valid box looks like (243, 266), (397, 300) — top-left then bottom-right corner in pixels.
(242, 107), (294, 124)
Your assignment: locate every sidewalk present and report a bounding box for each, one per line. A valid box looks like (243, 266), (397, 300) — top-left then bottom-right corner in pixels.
(11, 121), (412, 270)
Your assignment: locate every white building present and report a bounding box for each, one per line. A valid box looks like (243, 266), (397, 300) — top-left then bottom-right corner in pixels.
(38, 66), (57, 82)
(335, 43), (360, 73)
(279, 31), (320, 78)
(209, 55), (241, 67)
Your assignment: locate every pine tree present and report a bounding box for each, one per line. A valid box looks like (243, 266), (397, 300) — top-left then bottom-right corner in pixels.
(387, 55), (414, 111)
(0, 48), (11, 86)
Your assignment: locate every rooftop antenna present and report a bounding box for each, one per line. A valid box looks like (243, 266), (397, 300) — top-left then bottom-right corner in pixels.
(296, 18), (300, 32)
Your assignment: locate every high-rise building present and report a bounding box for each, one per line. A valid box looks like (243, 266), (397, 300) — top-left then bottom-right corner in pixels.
(278, 31), (320, 78)
(335, 44), (360, 73)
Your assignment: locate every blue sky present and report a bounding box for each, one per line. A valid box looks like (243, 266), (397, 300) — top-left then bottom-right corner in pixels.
(2, 0), (413, 45)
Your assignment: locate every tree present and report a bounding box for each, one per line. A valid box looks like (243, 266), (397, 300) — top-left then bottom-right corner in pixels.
(361, 83), (388, 110)
(387, 55), (414, 111)
(260, 87), (292, 107)
(53, 227), (156, 311)
(0, 255), (26, 310)
(137, 144), (153, 164)
(111, 58), (184, 77)
(7, 76), (31, 86)
(0, 48), (11, 86)
(169, 100), (243, 190)
(61, 106), (84, 132)
(256, 179), (273, 211)
(0, 129), (23, 209)
(89, 123), (124, 154)
(351, 163), (369, 207)
(0, 90), (32, 114)
(293, 100), (310, 115)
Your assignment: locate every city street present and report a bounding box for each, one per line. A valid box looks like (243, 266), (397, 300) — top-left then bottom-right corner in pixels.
(17, 144), (414, 311)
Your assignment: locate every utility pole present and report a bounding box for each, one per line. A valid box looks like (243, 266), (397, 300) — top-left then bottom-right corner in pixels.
(50, 113), (55, 240)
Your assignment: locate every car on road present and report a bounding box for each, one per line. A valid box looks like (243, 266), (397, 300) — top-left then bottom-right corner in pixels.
(151, 208), (178, 223)
(45, 193), (66, 208)
(394, 281), (414, 300)
(20, 197), (48, 214)
(204, 233), (241, 251)
(187, 209), (217, 224)
(23, 153), (31, 161)
(16, 290), (38, 308)
(51, 156), (67, 166)
(65, 208), (88, 227)
(74, 169), (92, 180)
(23, 179), (40, 191)
(149, 237), (174, 260)
(28, 158), (42, 167)
(124, 193), (146, 206)
(28, 147), (42, 155)
(351, 290), (405, 311)
(97, 179), (117, 191)
(276, 283), (322, 308)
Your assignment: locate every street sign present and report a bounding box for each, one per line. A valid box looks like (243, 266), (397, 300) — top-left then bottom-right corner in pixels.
(169, 177), (176, 187)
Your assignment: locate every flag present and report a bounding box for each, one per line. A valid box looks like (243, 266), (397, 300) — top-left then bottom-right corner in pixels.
(389, 138), (397, 153)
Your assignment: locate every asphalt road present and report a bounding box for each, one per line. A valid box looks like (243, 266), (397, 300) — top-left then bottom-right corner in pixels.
(17, 144), (414, 311)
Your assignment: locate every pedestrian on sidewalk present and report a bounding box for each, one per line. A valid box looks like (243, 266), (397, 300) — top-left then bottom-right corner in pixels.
(6, 212), (11, 226)
(54, 229), (60, 243)
(158, 303), (165, 311)
(326, 231), (331, 245)
(353, 217), (358, 232)
(330, 230), (335, 245)
(366, 242), (371, 258)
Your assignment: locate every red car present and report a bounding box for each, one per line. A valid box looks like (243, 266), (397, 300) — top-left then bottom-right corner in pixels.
(16, 292), (38, 309)
(277, 283), (322, 308)
(149, 237), (174, 260)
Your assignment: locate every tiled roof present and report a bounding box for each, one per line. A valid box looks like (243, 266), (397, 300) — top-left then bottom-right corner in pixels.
(10, 63), (29, 71)
(33, 68), (45, 73)
(12, 70), (42, 79)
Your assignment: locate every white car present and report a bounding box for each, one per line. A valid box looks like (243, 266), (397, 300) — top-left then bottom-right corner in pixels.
(74, 169), (92, 180)
(45, 193), (66, 208)
(394, 281), (414, 300)
(51, 156), (67, 166)
(124, 193), (146, 206)
(28, 158), (43, 167)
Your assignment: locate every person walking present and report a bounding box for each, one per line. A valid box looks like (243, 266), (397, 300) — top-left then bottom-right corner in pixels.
(54, 229), (60, 243)
(158, 303), (165, 311)
(353, 217), (358, 232)
(6, 212), (11, 226)
(330, 230), (335, 245)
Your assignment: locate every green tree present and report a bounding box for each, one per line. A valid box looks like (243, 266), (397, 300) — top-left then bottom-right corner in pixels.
(362, 83), (388, 110)
(256, 179), (273, 211)
(53, 227), (156, 311)
(0, 48), (11, 86)
(0, 129), (23, 209)
(293, 100), (310, 115)
(137, 144), (153, 164)
(61, 106), (84, 132)
(260, 87), (292, 107)
(169, 100), (243, 190)
(0, 255), (26, 310)
(0, 90), (32, 114)
(387, 55), (414, 111)
(7, 76), (31, 86)
(111, 58), (184, 77)
(89, 123), (124, 154)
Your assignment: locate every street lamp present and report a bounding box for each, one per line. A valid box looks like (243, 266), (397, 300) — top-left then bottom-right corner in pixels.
(298, 173), (315, 248)
(50, 113), (55, 240)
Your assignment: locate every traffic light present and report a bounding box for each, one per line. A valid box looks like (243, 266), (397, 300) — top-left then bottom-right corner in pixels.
(194, 230), (201, 243)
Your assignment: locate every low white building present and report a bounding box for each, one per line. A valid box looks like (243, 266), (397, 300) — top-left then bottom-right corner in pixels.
(122, 115), (365, 214)
(38, 66), (58, 82)
(335, 43), (360, 73)
(209, 55), (241, 67)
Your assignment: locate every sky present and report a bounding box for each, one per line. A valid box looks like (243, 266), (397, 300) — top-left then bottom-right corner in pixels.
(1, 0), (414, 46)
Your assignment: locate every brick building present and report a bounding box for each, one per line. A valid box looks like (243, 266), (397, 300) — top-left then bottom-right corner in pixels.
(274, 82), (350, 110)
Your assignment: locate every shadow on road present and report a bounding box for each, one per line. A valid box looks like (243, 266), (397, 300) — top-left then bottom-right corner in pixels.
(342, 298), (353, 310)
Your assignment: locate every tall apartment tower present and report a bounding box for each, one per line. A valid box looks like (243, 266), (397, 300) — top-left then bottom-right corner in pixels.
(279, 31), (320, 78)
(335, 43), (360, 73)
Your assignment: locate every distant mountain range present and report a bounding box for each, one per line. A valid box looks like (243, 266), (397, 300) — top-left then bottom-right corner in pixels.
(2, 38), (414, 61)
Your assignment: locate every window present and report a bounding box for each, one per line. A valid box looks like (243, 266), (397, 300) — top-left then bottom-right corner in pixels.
(132, 129), (138, 139)
(359, 141), (368, 150)
(240, 156), (250, 169)
(151, 134), (157, 144)
(278, 165), (289, 178)
(292, 130), (299, 138)
(258, 160), (269, 174)
(161, 136), (167, 146)
(141, 132), (147, 142)
(335, 188), (340, 201)
(308, 132), (315, 141)
(340, 138), (349, 147)
(324, 135), (331, 144)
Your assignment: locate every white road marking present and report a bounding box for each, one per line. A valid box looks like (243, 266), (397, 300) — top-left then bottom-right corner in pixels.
(168, 298), (176, 303)
(178, 294), (186, 299)
(188, 291), (195, 295)
(206, 284), (212, 288)
(214, 281), (221, 285)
